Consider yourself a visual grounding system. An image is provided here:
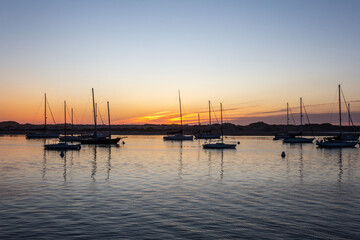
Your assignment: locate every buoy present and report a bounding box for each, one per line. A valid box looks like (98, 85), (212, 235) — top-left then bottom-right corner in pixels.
(60, 151), (65, 158)
(122, 141), (125, 144)
(237, 141), (240, 145)
(281, 151), (286, 158)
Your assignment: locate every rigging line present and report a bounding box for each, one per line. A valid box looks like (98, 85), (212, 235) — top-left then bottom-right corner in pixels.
(79, 92), (92, 124)
(210, 103), (220, 124)
(31, 96), (44, 124)
(46, 98), (59, 131)
(341, 88), (356, 129)
(98, 107), (105, 125)
(288, 105), (297, 125)
(302, 101), (314, 136)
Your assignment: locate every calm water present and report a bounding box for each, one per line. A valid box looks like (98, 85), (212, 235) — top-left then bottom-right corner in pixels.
(0, 135), (359, 239)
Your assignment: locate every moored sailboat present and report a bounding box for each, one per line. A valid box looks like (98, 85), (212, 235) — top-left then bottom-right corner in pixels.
(195, 100), (221, 139)
(283, 98), (314, 143)
(163, 91), (193, 141)
(316, 85), (359, 148)
(203, 103), (237, 149)
(45, 101), (81, 150)
(80, 89), (120, 144)
(26, 94), (60, 139)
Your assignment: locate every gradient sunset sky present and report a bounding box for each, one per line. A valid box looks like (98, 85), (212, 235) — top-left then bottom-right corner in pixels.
(1, 0), (359, 125)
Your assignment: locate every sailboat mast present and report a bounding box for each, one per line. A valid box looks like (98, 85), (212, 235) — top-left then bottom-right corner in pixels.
(208, 100), (211, 126)
(64, 101), (66, 143)
(348, 103), (351, 126)
(198, 113), (200, 126)
(220, 103), (223, 143)
(44, 93), (47, 131)
(71, 108), (73, 136)
(92, 88), (97, 137)
(339, 84), (342, 134)
(286, 103), (289, 126)
(107, 101), (111, 136)
(300, 97), (303, 135)
(178, 90), (183, 134)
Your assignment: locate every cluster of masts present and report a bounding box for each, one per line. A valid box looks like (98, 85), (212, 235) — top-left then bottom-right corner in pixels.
(26, 85), (359, 150)
(26, 88), (122, 150)
(273, 85), (359, 147)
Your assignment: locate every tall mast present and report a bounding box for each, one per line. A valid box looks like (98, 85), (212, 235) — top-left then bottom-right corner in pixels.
(220, 103), (223, 143)
(300, 97), (303, 135)
(286, 103), (289, 126)
(208, 100), (211, 126)
(198, 113), (200, 126)
(71, 108), (74, 136)
(64, 101), (66, 143)
(44, 93), (47, 131)
(92, 88), (97, 137)
(348, 103), (351, 127)
(107, 101), (111, 136)
(178, 90), (183, 135)
(339, 84), (342, 134)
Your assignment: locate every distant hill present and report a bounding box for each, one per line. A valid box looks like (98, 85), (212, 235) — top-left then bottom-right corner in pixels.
(0, 121), (358, 136)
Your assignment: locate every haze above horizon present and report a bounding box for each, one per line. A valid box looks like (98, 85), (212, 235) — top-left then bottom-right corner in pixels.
(1, 0), (359, 125)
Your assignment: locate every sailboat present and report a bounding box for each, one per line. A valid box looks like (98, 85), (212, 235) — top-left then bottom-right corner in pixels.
(59, 108), (82, 141)
(203, 103), (237, 149)
(163, 91), (193, 141)
(45, 101), (81, 150)
(194, 100), (221, 139)
(80, 89), (120, 144)
(283, 97), (314, 143)
(26, 94), (60, 139)
(316, 85), (359, 148)
(273, 103), (291, 140)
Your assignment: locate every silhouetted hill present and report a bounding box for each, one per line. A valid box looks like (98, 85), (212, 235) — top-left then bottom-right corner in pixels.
(0, 121), (358, 136)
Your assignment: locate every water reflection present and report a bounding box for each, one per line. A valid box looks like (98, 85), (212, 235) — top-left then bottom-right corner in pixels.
(220, 150), (224, 180)
(178, 142), (183, 180)
(338, 148), (343, 182)
(91, 145), (97, 181)
(299, 144), (304, 182)
(63, 152), (67, 182)
(106, 146), (111, 181)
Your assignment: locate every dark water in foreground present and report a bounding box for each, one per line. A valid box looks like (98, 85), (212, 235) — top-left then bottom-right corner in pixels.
(0, 135), (359, 239)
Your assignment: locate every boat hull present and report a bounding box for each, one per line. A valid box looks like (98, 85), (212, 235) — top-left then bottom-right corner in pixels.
(80, 137), (120, 144)
(59, 136), (82, 142)
(283, 137), (314, 143)
(44, 143), (81, 150)
(26, 133), (60, 139)
(163, 135), (193, 141)
(316, 141), (358, 148)
(194, 134), (221, 139)
(203, 143), (236, 149)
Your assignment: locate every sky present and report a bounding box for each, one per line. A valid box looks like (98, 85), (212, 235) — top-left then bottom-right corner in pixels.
(0, 0), (359, 125)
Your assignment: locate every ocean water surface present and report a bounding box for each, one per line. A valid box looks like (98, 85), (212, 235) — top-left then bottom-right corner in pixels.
(0, 135), (359, 239)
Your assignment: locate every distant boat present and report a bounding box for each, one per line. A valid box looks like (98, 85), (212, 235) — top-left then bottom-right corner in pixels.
(163, 91), (193, 141)
(283, 98), (314, 144)
(59, 108), (82, 142)
(26, 93), (60, 139)
(45, 101), (81, 150)
(273, 103), (291, 140)
(316, 85), (359, 148)
(203, 103), (237, 149)
(79, 89), (120, 144)
(195, 100), (221, 139)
